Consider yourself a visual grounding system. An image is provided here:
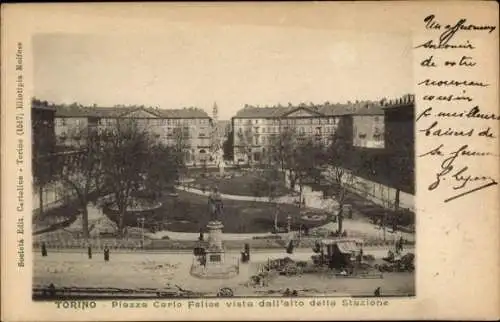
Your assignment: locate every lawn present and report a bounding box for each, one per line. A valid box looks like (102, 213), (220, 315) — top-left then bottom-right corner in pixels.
(146, 190), (328, 234)
(186, 169), (293, 197)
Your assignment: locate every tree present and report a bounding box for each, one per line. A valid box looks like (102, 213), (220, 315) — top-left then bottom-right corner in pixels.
(172, 126), (189, 178)
(143, 143), (182, 198)
(99, 119), (156, 235)
(58, 125), (103, 239)
(222, 130), (234, 161)
(320, 118), (357, 233)
(322, 166), (356, 233)
(289, 138), (326, 207)
(273, 126), (296, 173)
(252, 166), (282, 232)
(236, 127), (254, 165)
(32, 98), (57, 217)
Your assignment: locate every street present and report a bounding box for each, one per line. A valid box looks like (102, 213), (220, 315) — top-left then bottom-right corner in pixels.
(34, 247), (414, 297)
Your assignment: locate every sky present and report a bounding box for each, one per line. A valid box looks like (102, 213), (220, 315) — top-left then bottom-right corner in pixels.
(34, 25), (412, 120)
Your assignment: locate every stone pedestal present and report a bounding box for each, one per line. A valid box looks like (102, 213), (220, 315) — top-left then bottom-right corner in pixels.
(190, 220), (239, 279)
(206, 220), (224, 265)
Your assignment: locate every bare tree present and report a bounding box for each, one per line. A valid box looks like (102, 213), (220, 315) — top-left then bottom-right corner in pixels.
(252, 166), (282, 232)
(143, 142), (182, 199)
(32, 98), (57, 217)
(172, 126), (189, 177)
(99, 119), (154, 235)
(57, 125), (103, 239)
(320, 118), (357, 233)
(271, 126), (297, 173)
(290, 138), (326, 208)
(322, 166), (356, 233)
(236, 127), (254, 166)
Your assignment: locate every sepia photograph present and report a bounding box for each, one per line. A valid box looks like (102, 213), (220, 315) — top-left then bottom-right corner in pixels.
(2, 2), (498, 321)
(31, 28), (416, 300)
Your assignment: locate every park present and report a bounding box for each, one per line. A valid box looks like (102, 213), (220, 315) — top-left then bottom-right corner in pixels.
(33, 160), (415, 298)
(31, 111), (415, 299)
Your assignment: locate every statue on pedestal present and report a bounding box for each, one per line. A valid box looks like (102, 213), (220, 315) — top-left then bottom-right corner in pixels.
(208, 187), (223, 222)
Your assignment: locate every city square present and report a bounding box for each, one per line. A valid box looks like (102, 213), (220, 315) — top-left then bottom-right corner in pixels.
(31, 31), (415, 300)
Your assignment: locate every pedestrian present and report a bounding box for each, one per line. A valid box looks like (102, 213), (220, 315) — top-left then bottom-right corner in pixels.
(199, 228), (204, 241)
(41, 242), (47, 257)
(87, 245), (92, 259)
(399, 236), (404, 252)
(286, 240), (294, 254)
(244, 243), (251, 261)
(395, 239), (401, 254)
(374, 287), (381, 297)
(103, 246), (110, 262)
(48, 283), (56, 297)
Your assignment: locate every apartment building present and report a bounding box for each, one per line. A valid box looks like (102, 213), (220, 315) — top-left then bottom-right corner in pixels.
(231, 102), (385, 163)
(54, 105), (213, 164)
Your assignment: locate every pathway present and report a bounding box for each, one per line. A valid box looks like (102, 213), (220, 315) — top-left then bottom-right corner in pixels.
(176, 185), (298, 204)
(146, 230), (277, 241)
(146, 218), (414, 243)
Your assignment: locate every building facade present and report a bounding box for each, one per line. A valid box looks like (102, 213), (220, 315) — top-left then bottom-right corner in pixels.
(352, 115), (385, 148)
(383, 95), (415, 195)
(54, 105), (213, 164)
(231, 102), (384, 164)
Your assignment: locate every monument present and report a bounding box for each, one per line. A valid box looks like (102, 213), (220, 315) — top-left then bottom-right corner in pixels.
(206, 187), (225, 264)
(190, 187), (239, 279)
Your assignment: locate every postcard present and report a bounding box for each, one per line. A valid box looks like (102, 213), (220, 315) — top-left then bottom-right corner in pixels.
(1, 2), (498, 321)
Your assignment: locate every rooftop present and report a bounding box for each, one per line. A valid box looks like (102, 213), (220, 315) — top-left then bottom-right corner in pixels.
(233, 94), (415, 118)
(32, 100), (211, 119)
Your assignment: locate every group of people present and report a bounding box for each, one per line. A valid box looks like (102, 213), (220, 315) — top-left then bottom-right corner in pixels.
(283, 288), (299, 296)
(40, 242), (111, 261)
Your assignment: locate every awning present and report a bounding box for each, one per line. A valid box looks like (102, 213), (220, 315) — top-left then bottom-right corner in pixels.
(320, 239), (361, 254)
(336, 241), (359, 254)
